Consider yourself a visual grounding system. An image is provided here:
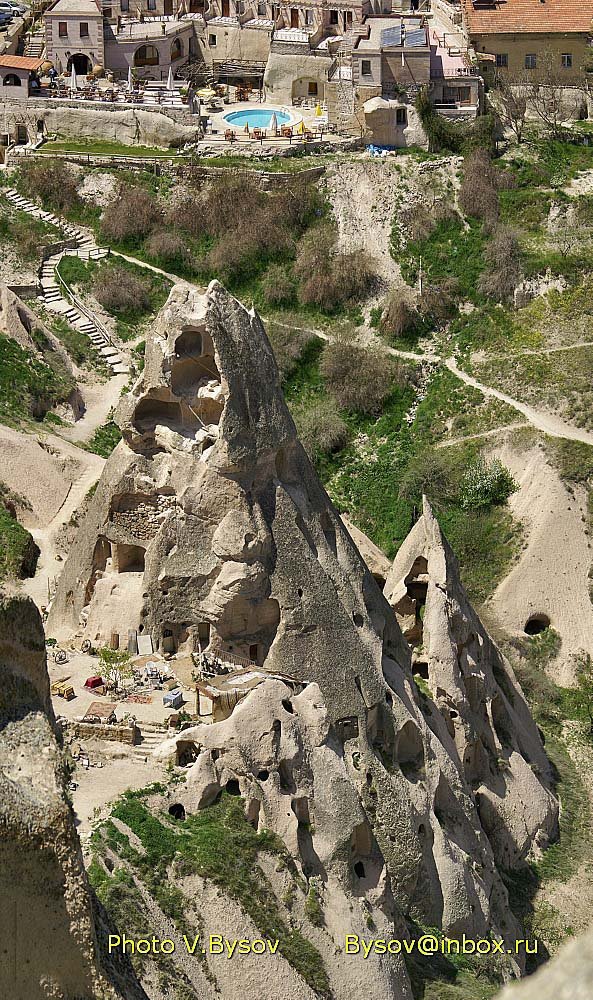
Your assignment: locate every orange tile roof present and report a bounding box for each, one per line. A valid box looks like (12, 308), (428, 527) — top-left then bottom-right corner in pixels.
(0, 55), (44, 71)
(461, 0), (593, 34)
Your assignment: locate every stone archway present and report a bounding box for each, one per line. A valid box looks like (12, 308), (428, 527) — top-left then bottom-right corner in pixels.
(67, 53), (92, 75)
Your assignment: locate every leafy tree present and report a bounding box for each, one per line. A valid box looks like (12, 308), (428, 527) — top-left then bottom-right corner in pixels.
(98, 646), (133, 692)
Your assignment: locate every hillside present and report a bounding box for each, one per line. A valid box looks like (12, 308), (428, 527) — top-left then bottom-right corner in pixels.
(0, 133), (593, 998)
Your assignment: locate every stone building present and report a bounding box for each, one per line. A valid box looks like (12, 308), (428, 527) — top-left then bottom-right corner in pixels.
(45, 0), (105, 75)
(459, 0), (593, 79)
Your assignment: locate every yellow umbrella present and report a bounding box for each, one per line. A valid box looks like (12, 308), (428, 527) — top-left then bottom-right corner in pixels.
(315, 104), (322, 117)
(197, 87), (216, 99)
(296, 120), (305, 134)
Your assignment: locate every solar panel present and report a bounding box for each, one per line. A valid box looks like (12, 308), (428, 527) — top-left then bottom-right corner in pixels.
(381, 24), (403, 47)
(406, 26), (427, 47)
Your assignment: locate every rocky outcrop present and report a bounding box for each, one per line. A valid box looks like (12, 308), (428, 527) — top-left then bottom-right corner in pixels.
(0, 591), (141, 1000)
(384, 497), (559, 870)
(158, 678), (414, 1000)
(49, 281), (553, 973)
(495, 929), (593, 1000)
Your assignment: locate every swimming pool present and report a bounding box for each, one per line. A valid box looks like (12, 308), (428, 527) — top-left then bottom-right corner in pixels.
(222, 108), (292, 129)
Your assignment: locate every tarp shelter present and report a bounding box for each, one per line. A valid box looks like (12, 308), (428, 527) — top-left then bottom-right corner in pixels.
(84, 676), (103, 689)
(196, 667), (304, 723)
(163, 689), (183, 709)
(83, 701), (117, 723)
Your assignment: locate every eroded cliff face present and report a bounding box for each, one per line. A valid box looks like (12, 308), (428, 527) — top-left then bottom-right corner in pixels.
(48, 282), (554, 973)
(0, 592), (139, 1000)
(384, 498), (559, 872)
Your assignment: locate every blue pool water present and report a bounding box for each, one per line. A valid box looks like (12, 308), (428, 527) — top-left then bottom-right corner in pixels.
(223, 108), (291, 128)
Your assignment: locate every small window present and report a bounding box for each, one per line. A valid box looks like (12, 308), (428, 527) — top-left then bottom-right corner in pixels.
(257, 0), (266, 13)
(305, 9), (313, 23)
(3, 74), (21, 87)
(308, 80), (318, 95)
(361, 58), (371, 76)
(121, 0), (129, 9)
(147, 0), (156, 9)
(495, 53), (508, 68)
(58, 21), (67, 36)
(562, 53), (573, 69)
(396, 107), (407, 125)
(80, 21), (89, 37)
(236, 0), (244, 12)
(525, 53), (536, 70)
(329, 9), (339, 24)
(209, 32), (216, 45)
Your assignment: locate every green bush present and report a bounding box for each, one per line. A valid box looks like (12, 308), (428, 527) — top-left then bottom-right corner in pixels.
(19, 159), (81, 213)
(292, 397), (349, 461)
(458, 457), (518, 510)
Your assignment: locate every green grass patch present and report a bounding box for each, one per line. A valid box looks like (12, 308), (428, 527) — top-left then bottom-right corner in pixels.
(395, 216), (487, 302)
(38, 140), (182, 158)
(0, 504), (37, 583)
(0, 332), (74, 426)
(83, 414), (122, 458)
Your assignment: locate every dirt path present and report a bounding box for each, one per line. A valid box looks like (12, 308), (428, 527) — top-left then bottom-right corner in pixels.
(445, 358), (593, 446)
(110, 250), (195, 285)
(436, 422), (526, 448)
(22, 453), (104, 611)
(61, 373), (128, 444)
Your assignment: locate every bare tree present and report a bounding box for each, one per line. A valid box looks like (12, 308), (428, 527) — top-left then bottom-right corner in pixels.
(493, 72), (529, 144)
(526, 52), (585, 135)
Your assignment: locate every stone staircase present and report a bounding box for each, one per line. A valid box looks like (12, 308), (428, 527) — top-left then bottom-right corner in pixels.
(23, 36), (45, 59)
(4, 188), (129, 376)
(134, 722), (169, 755)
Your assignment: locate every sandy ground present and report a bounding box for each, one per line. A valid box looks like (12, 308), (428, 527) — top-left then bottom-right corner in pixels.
(71, 742), (165, 838)
(61, 373), (128, 444)
(48, 651), (194, 727)
(325, 159), (403, 286)
(489, 442), (593, 685)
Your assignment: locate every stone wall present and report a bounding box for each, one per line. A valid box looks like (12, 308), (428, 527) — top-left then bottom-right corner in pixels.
(66, 720), (139, 744)
(1, 96), (200, 148)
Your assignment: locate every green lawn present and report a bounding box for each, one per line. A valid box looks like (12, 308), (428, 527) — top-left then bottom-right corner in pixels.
(38, 139), (183, 158)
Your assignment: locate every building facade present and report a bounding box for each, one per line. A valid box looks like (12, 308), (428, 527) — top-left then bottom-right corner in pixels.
(460, 0), (593, 80)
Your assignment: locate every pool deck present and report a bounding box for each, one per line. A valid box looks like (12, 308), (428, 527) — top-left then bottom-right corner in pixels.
(209, 101), (320, 139)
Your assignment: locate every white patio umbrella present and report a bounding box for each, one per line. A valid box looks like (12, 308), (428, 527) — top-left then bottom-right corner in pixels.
(270, 112), (278, 134)
(166, 66), (175, 92)
(127, 65), (133, 91)
(70, 64), (78, 92)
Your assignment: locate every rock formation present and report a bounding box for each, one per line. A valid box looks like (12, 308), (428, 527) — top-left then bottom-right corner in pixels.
(0, 590), (143, 1000)
(384, 497), (559, 869)
(495, 928), (593, 1000)
(49, 281), (557, 973)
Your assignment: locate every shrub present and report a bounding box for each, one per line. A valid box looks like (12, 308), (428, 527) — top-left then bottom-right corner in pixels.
(144, 229), (188, 265)
(267, 322), (316, 380)
(398, 450), (458, 504)
(478, 226), (523, 302)
(459, 149), (500, 229)
(164, 191), (208, 239)
(419, 278), (460, 325)
(292, 397), (348, 459)
(101, 185), (161, 242)
(19, 159), (81, 213)
(93, 265), (151, 316)
(261, 263), (297, 307)
(380, 291), (420, 343)
(320, 335), (402, 415)
(295, 226), (376, 312)
(458, 456), (518, 510)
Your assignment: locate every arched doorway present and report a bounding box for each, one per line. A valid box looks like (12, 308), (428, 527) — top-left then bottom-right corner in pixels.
(171, 37), (184, 61)
(67, 53), (92, 75)
(3, 74), (21, 87)
(134, 44), (160, 67)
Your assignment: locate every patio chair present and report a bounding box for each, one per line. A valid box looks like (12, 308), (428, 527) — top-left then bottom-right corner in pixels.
(224, 129), (236, 142)
(280, 125), (293, 138)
